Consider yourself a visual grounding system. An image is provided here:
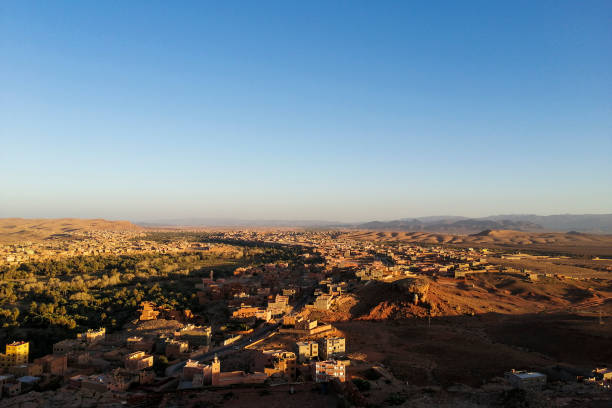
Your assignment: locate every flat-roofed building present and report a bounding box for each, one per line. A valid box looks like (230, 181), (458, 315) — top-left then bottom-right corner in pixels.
(313, 360), (346, 383)
(274, 294), (289, 305)
(505, 370), (547, 389)
(126, 336), (155, 352)
(34, 354), (68, 376)
(0, 341), (29, 369)
(314, 294), (332, 310)
(266, 300), (291, 317)
(53, 339), (81, 354)
(255, 309), (272, 322)
(177, 324), (212, 347)
(9, 363), (43, 377)
(182, 356), (220, 386)
(296, 320), (318, 331)
(296, 341), (318, 363)
(165, 339), (188, 359)
(80, 374), (111, 393)
(258, 350), (297, 380)
(77, 327), (106, 344)
(124, 351), (154, 371)
(319, 337), (345, 360)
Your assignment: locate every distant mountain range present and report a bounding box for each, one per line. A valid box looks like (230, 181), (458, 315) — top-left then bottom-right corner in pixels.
(351, 218), (543, 234)
(349, 214), (612, 233)
(137, 214), (612, 234)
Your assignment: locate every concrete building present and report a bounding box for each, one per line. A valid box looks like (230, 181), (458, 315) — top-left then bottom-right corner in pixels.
(177, 325), (212, 347)
(124, 351), (154, 371)
(258, 350), (297, 380)
(313, 360), (346, 383)
(8, 363), (43, 378)
(505, 370), (547, 389)
(165, 339), (188, 359)
(296, 320), (318, 331)
(279, 319), (333, 336)
(182, 356), (220, 386)
(266, 299), (291, 317)
(313, 294), (332, 310)
(80, 374), (111, 393)
(0, 341), (29, 369)
(232, 306), (262, 319)
(53, 339), (82, 354)
(34, 354), (68, 376)
(126, 336), (155, 352)
(296, 341), (318, 363)
(255, 308), (272, 322)
(319, 337), (345, 360)
(77, 327), (106, 344)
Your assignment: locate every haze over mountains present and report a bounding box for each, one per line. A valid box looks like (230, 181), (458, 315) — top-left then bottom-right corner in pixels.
(138, 214), (612, 234)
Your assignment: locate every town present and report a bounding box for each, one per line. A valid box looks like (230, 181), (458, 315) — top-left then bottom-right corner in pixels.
(0, 228), (610, 407)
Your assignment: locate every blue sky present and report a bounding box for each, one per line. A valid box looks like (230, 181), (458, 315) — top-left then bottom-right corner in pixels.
(1, 1), (611, 222)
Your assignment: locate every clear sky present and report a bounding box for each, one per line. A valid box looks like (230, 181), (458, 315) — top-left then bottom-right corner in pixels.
(1, 1), (611, 222)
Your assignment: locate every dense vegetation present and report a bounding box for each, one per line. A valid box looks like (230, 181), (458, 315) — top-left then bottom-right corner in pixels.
(0, 240), (304, 358)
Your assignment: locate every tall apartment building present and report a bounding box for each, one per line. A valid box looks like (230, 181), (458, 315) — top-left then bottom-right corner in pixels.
(0, 341), (29, 369)
(313, 360), (346, 383)
(319, 337), (345, 360)
(296, 341), (318, 363)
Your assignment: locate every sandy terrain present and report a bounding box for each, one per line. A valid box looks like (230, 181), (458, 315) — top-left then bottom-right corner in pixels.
(335, 311), (611, 389)
(304, 274), (612, 323)
(0, 218), (142, 242)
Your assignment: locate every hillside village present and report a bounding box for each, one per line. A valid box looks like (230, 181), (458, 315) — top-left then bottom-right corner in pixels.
(0, 229), (611, 407)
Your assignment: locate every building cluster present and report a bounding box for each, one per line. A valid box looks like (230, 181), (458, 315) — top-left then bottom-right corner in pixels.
(0, 231), (248, 267)
(197, 263), (316, 325)
(0, 230), (197, 267)
(2, 229), (608, 405)
(585, 368), (612, 388)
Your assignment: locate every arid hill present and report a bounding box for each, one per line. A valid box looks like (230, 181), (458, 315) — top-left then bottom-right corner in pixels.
(0, 218), (143, 243)
(341, 229), (612, 256)
(306, 274), (612, 323)
(304, 273), (612, 388)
